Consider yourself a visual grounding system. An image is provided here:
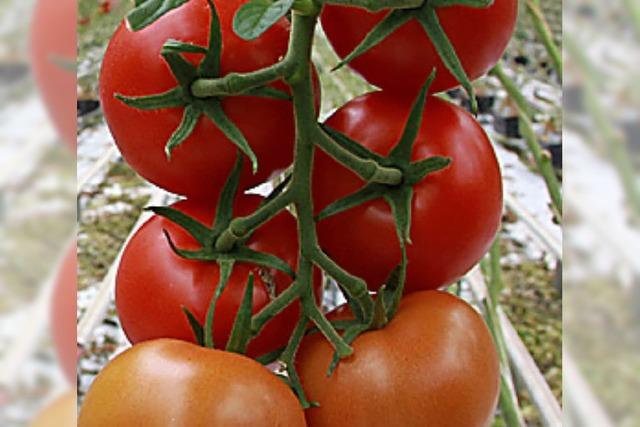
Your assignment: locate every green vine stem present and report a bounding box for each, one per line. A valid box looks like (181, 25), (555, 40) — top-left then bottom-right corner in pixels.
(524, 0), (562, 80)
(481, 241), (526, 427)
(490, 61), (563, 221)
(321, 0), (424, 11)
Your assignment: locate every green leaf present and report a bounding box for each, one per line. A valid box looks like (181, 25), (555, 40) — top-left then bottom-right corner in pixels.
(127, 0), (190, 31)
(384, 186), (413, 244)
(316, 184), (384, 221)
(200, 0), (222, 77)
(181, 306), (205, 346)
(204, 260), (235, 348)
(242, 86), (292, 101)
(212, 154), (244, 234)
(162, 40), (208, 54)
(165, 104), (201, 159)
(201, 100), (259, 173)
(320, 125), (384, 162)
(233, 0), (294, 41)
(147, 205), (213, 246)
(115, 87), (186, 110)
(234, 247), (295, 277)
(226, 274), (255, 353)
(333, 9), (413, 71)
(405, 156), (452, 184)
(388, 69), (435, 163)
(418, 7), (478, 113)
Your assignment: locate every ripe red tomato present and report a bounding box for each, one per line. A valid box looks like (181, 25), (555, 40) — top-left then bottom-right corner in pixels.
(78, 339), (306, 426)
(116, 195), (318, 358)
(30, 0), (77, 150)
(29, 391), (76, 427)
(321, 0), (517, 96)
(51, 241), (77, 385)
(297, 291), (500, 427)
(313, 92), (502, 292)
(100, 0), (316, 199)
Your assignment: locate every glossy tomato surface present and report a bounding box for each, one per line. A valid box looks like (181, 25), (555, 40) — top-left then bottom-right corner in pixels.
(29, 391), (77, 427)
(116, 195), (317, 358)
(100, 0), (306, 199)
(51, 241), (77, 385)
(313, 92), (502, 292)
(321, 0), (517, 96)
(297, 291), (500, 427)
(30, 0), (77, 150)
(78, 339), (306, 427)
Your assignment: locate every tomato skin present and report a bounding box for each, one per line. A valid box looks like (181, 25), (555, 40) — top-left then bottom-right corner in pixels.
(29, 391), (76, 427)
(116, 195), (318, 358)
(313, 92), (502, 292)
(78, 339), (306, 427)
(100, 0), (315, 199)
(297, 291), (500, 427)
(51, 241), (77, 385)
(321, 0), (517, 96)
(30, 0), (77, 150)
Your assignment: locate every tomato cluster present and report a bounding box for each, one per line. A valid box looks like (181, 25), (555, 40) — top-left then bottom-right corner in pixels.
(79, 0), (514, 425)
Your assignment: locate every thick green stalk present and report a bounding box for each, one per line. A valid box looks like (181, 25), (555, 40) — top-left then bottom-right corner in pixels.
(490, 63), (536, 118)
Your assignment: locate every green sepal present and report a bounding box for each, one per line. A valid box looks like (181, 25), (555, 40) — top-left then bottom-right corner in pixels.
(384, 185), (413, 244)
(181, 306), (205, 346)
(212, 154), (244, 235)
(161, 49), (199, 95)
(162, 40), (208, 55)
(127, 0), (190, 31)
(405, 156), (451, 185)
(204, 259), (235, 348)
(233, 0), (294, 41)
(326, 323), (368, 376)
(417, 7), (478, 113)
(387, 69), (434, 163)
(115, 88), (186, 110)
(234, 247), (295, 277)
(200, 0), (222, 77)
(332, 9), (413, 72)
(430, 0), (493, 7)
(165, 103), (202, 159)
(385, 241), (408, 319)
(316, 183), (385, 221)
(226, 274), (255, 354)
(201, 100), (259, 173)
(146, 205), (213, 247)
(320, 124), (384, 162)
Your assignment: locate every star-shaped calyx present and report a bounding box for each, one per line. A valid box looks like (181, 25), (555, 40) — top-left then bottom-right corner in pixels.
(317, 71), (452, 321)
(333, 0), (498, 113)
(116, 0), (290, 171)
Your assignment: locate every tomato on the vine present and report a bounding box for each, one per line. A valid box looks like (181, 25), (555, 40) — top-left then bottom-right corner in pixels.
(51, 241), (77, 385)
(78, 339), (306, 426)
(297, 291), (500, 427)
(321, 0), (518, 96)
(100, 0), (318, 199)
(30, 0), (77, 150)
(313, 92), (502, 292)
(116, 195), (319, 358)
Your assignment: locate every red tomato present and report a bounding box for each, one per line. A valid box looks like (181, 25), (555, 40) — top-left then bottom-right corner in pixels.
(100, 0), (317, 199)
(116, 195), (319, 358)
(321, 0), (517, 96)
(51, 241), (77, 385)
(78, 339), (306, 426)
(30, 0), (77, 150)
(297, 291), (500, 427)
(313, 92), (502, 292)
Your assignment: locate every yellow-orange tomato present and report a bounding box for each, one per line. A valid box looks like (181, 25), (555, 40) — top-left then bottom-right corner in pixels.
(297, 291), (500, 427)
(78, 339), (306, 427)
(29, 391), (76, 427)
